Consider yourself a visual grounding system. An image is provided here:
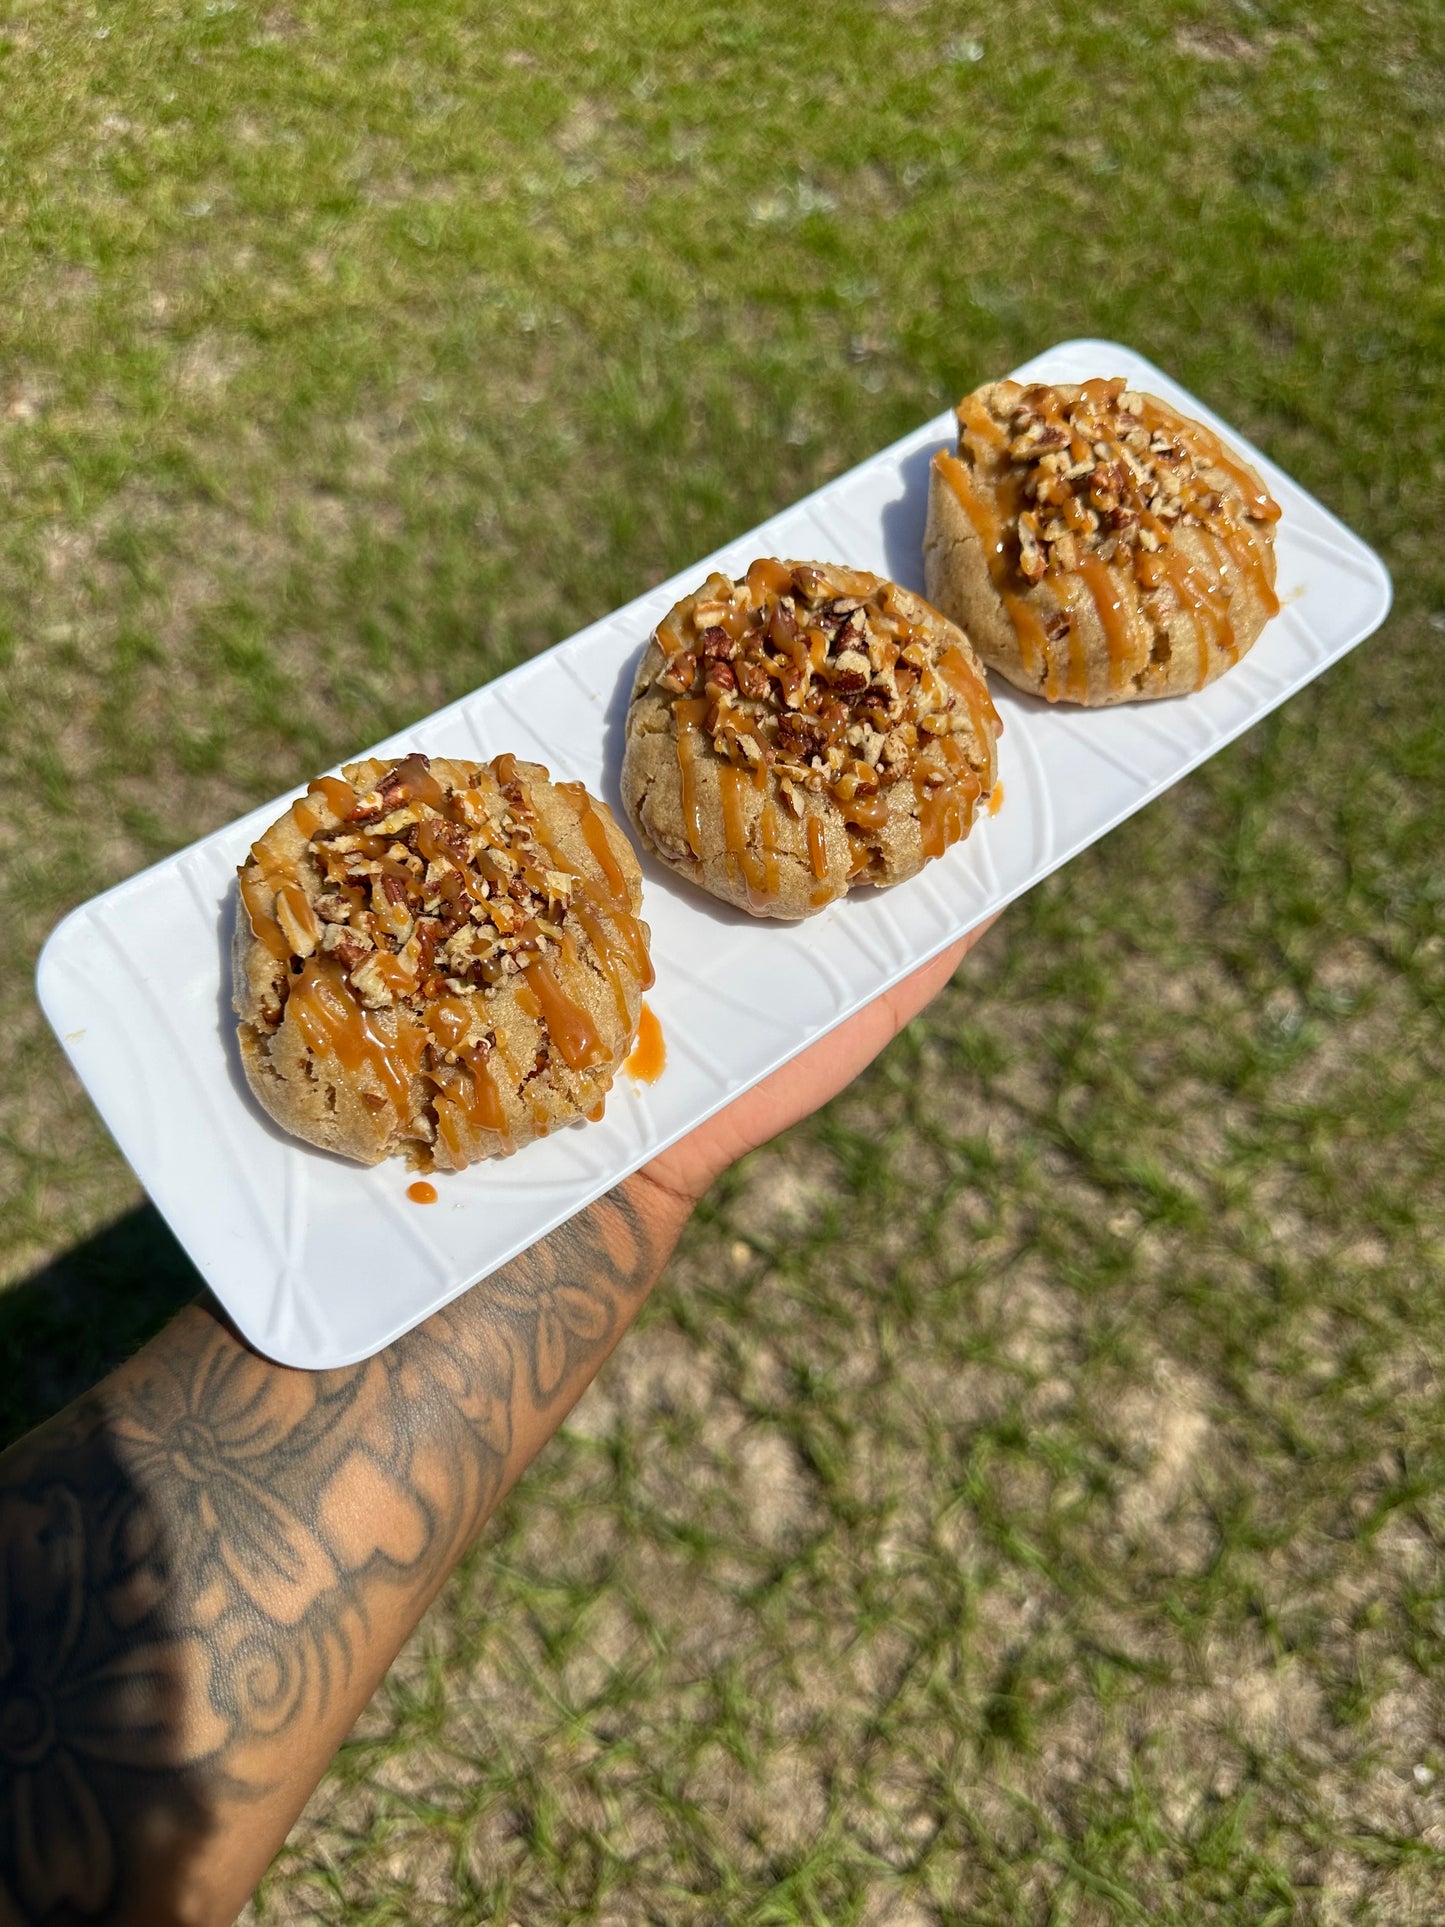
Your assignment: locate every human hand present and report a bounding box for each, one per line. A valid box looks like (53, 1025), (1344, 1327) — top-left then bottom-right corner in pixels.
(638, 916), (998, 1215)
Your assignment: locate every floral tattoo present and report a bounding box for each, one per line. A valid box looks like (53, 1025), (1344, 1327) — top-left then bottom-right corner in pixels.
(0, 1183), (660, 1921)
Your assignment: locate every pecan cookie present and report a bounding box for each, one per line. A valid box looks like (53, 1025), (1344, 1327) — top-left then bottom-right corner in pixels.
(233, 753), (651, 1169)
(620, 559), (1001, 919)
(924, 378), (1281, 706)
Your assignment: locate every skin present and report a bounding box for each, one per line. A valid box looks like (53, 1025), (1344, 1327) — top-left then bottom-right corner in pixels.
(0, 926), (989, 1926)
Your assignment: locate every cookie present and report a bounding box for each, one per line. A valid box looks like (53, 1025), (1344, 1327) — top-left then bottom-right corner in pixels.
(621, 558), (1001, 919)
(233, 752), (652, 1169)
(924, 378), (1281, 706)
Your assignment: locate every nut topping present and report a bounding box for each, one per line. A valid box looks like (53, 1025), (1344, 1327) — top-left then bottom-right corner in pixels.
(985, 378), (1280, 587)
(651, 561), (999, 860)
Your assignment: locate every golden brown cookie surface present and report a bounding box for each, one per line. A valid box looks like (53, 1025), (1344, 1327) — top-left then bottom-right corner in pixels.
(233, 753), (651, 1169)
(621, 559), (1001, 919)
(924, 378), (1281, 706)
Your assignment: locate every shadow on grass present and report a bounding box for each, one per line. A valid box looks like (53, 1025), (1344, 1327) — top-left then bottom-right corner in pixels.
(0, 1206), (202, 1450)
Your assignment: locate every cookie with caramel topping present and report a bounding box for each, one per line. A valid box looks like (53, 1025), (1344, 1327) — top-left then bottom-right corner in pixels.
(620, 559), (1001, 919)
(924, 378), (1282, 706)
(232, 753), (652, 1169)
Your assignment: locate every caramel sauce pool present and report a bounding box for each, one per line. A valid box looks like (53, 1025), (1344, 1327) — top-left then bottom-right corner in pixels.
(625, 1002), (666, 1084)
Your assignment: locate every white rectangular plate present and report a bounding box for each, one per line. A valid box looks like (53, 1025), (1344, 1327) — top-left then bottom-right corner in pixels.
(37, 341), (1392, 1368)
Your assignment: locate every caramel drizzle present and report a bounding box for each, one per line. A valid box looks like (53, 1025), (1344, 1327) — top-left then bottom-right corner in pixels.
(246, 774), (362, 957)
(492, 766), (643, 1076)
(934, 448), (1005, 573)
(758, 800), (781, 901)
(935, 448), (1053, 690)
(941, 383), (1281, 699)
(288, 958), (427, 1120)
(240, 825), (304, 962)
(1162, 548), (1237, 687)
(240, 869), (291, 962)
(258, 754), (652, 1167)
(672, 697), (709, 859)
(1075, 555), (1134, 696)
(913, 736), (982, 861)
(806, 815), (828, 881)
(274, 882), (320, 950)
(668, 563), (996, 900)
(1136, 398), (1281, 621)
(311, 774), (358, 816)
(937, 643), (1001, 743)
(521, 958), (607, 1071)
(1002, 591), (1049, 686)
(557, 780), (655, 1026)
(718, 764), (775, 913)
(570, 788), (630, 902)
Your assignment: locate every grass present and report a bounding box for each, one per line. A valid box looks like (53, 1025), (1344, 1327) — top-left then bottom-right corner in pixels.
(2, 0), (1443, 1919)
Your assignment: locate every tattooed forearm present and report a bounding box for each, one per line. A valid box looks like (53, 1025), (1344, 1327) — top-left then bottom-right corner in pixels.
(0, 1179), (678, 1926)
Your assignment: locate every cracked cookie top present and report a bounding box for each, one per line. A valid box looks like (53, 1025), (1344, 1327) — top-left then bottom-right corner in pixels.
(233, 753), (651, 1169)
(621, 558), (1001, 919)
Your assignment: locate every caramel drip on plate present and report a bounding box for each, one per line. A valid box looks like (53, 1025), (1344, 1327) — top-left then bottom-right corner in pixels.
(521, 958), (607, 1071)
(672, 697), (709, 859)
(288, 958), (426, 1117)
(806, 815), (828, 881)
(989, 781), (1005, 816)
(625, 1002), (666, 1083)
(407, 1179), (438, 1204)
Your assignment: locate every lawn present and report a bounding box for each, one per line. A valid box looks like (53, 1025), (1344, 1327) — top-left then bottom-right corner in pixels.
(2, 0), (1442, 1920)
